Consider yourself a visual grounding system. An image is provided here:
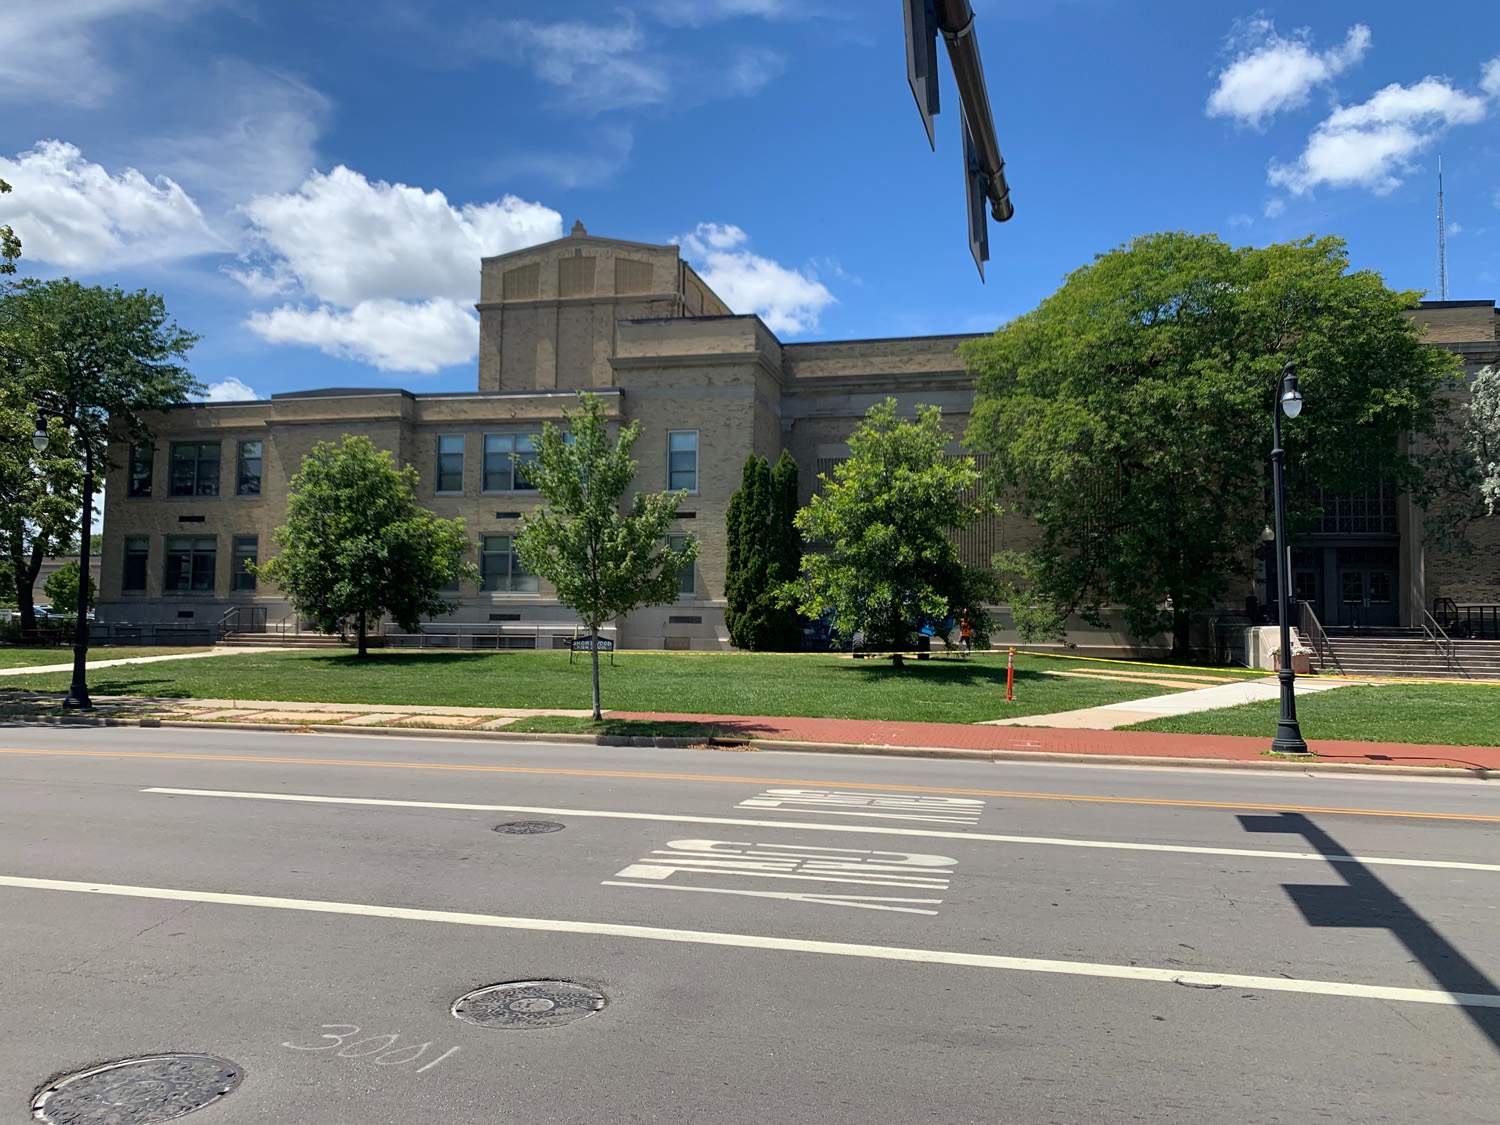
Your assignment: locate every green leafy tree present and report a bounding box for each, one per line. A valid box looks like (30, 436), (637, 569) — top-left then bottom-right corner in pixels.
(964, 233), (1463, 657)
(786, 398), (994, 664)
(0, 177), (19, 275)
(43, 559), (96, 615)
(724, 471), (746, 641)
(515, 393), (698, 719)
(0, 279), (197, 634)
(1470, 366), (1500, 516)
(725, 455), (771, 648)
(765, 451), (805, 650)
(725, 452), (805, 651)
(256, 435), (475, 657)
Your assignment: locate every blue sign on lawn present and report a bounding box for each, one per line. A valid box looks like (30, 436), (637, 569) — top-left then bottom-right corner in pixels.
(571, 635), (615, 652)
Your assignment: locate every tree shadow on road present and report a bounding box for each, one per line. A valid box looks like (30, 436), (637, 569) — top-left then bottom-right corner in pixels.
(1241, 811), (1500, 1055)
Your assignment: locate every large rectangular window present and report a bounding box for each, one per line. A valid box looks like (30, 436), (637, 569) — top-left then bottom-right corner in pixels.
(482, 434), (538, 492)
(164, 536), (216, 593)
(128, 445), (153, 498)
(169, 442), (220, 497)
(231, 535), (258, 592)
(667, 533), (694, 596)
(668, 430), (698, 492)
(236, 440), (263, 496)
(480, 534), (537, 593)
(436, 435), (465, 493)
(122, 536), (149, 592)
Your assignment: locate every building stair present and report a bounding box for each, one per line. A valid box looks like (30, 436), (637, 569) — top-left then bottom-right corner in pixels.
(1310, 628), (1500, 680)
(217, 631), (350, 649)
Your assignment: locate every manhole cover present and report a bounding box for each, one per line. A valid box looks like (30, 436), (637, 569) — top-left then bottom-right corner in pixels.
(32, 1054), (241, 1124)
(493, 820), (564, 835)
(452, 980), (605, 1029)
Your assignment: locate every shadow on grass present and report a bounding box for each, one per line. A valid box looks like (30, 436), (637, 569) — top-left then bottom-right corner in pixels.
(1243, 812), (1500, 1055)
(290, 651), (514, 670)
(844, 658), (1010, 688)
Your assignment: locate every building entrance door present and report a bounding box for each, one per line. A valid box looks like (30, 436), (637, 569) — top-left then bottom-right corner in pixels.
(1338, 567), (1398, 628)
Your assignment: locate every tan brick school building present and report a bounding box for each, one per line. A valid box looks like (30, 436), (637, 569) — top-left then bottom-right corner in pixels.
(97, 225), (1499, 650)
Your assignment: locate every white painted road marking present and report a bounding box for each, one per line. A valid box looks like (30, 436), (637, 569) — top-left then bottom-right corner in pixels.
(615, 840), (955, 888)
(143, 788), (1500, 875)
(4, 872), (1500, 1010)
(609, 839), (956, 914)
(601, 881), (944, 915)
(737, 788), (985, 825)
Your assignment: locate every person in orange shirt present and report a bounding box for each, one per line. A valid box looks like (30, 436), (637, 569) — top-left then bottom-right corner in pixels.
(959, 610), (973, 655)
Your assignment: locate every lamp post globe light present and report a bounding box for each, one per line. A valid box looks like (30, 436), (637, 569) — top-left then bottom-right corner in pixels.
(31, 414), (94, 712)
(1269, 361), (1308, 755)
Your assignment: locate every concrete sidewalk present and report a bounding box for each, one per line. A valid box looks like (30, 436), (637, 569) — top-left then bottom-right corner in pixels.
(5, 689), (1496, 775)
(0, 646), (291, 677)
(984, 675), (1365, 730)
(609, 708), (1500, 773)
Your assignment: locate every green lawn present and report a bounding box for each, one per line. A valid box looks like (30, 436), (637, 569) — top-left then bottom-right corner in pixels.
(0, 645), (211, 669)
(1126, 681), (1500, 747)
(0, 649), (1238, 724)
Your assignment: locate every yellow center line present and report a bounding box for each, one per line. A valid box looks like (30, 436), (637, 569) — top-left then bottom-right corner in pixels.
(2, 745), (1497, 823)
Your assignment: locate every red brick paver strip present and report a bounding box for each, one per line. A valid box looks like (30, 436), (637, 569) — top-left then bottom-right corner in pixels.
(608, 711), (1500, 772)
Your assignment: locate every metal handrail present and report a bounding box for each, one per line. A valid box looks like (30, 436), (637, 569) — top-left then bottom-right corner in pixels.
(1297, 600), (1341, 675)
(1420, 607), (1465, 678)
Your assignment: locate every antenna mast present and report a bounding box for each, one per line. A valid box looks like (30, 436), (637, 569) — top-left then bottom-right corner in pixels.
(1437, 156), (1448, 301)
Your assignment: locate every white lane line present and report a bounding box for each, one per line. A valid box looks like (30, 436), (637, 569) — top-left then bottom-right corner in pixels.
(142, 788), (1500, 875)
(3, 873), (1498, 1010)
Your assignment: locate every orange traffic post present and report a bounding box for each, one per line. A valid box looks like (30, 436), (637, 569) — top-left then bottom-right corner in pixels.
(1006, 646), (1015, 702)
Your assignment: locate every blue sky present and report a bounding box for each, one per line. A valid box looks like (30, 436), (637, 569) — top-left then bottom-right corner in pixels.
(2, 0), (1497, 402)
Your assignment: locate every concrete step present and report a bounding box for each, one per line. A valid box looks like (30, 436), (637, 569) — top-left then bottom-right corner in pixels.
(219, 634), (348, 648)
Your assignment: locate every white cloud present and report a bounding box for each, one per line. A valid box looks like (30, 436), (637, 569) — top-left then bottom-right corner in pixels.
(1263, 197), (1286, 219)
(723, 46), (787, 97)
(0, 0), (189, 107)
(247, 299), (481, 375)
(238, 166), (561, 307)
(1483, 56), (1500, 100)
(1269, 77), (1489, 195)
(1227, 213), (1253, 229)
(647, 0), (791, 27)
(496, 125), (635, 189)
(0, 140), (225, 270)
(143, 63), (329, 208)
(237, 166), (561, 373)
(1207, 19), (1371, 127)
(678, 223), (835, 336)
(1449, 220), (1463, 238)
(496, 16), (670, 112)
(198, 377), (261, 402)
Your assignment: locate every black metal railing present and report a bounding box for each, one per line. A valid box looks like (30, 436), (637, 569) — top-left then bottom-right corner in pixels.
(1433, 598), (1500, 640)
(216, 605), (268, 638)
(1420, 607), (1463, 677)
(1297, 600), (1341, 674)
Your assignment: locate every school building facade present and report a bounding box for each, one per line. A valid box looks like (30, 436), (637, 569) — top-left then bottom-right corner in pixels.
(95, 225), (1498, 650)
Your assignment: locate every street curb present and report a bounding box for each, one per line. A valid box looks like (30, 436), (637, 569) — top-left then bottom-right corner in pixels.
(91, 717), (1494, 780)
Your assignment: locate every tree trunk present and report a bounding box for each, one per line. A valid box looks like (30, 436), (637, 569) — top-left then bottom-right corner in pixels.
(357, 608), (367, 658)
(8, 528), (44, 639)
(1170, 604), (1191, 661)
(589, 623), (602, 721)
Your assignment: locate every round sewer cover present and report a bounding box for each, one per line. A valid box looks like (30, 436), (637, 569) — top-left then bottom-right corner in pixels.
(452, 981), (606, 1029)
(32, 1054), (242, 1124)
(493, 820), (564, 835)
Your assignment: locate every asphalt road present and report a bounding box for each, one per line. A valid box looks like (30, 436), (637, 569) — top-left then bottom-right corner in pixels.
(2, 724), (1499, 1124)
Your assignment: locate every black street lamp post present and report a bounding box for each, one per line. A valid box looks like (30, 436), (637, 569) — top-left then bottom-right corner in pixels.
(1270, 361), (1308, 755)
(32, 412), (94, 711)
